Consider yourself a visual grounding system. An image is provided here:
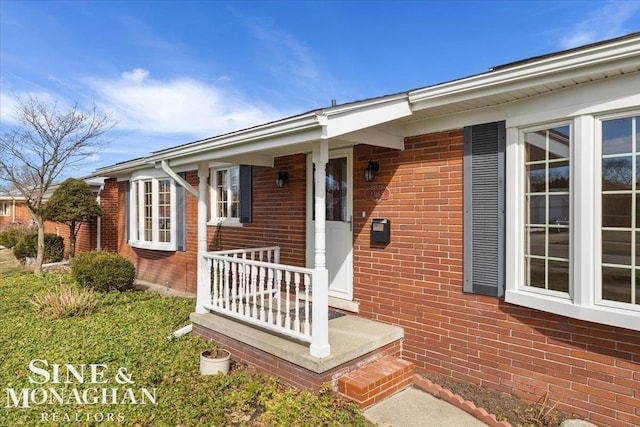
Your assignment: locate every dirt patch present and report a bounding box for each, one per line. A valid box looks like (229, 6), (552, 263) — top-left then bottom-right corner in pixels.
(418, 371), (578, 427)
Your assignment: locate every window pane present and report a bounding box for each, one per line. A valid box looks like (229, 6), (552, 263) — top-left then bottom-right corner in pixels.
(548, 161), (570, 192)
(229, 167), (239, 219)
(144, 181), (153, 242)
(326, 157), (347, 222)
(525, 131), (546, 162)
(523, 125), (570, 294)
(548, 126), (570, 160)
(602, 267), (632, 303)
(216, 170), (227, 218)
(602, 230), (631, 265)
(548, 195), (569, 223)
(548, 261), (569, 292)
(602, 194), (632, 227)
(602, 157), (633, 190)
(526, 258), (546, 288)
(527, 164), (546, 192)
(158, 179), (171, 243)
(525, 228), (545, 257)
(526, 195), (546, 225)
(548, 231), (569, 259)
(602, 117), (632, 155)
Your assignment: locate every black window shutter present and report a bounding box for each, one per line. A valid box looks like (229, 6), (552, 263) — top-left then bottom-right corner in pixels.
(239, 165), (252, 223)
(124, 180), (130, 243)
(176, 173), (186, 251)
(463, 121), (506, 297)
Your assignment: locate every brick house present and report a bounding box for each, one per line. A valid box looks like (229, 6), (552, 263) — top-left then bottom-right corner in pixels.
(93, 34), (640, 426)
(0, 177), (105, 259)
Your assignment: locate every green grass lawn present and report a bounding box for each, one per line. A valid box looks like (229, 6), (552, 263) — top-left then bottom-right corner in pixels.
(0, 251), (366, 426)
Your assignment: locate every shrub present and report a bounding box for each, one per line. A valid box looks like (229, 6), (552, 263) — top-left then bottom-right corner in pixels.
(13, 232), (64, 263)
(71, 250), (135, 291)
(30, 286), (98, 319)
(0, 224), (30, 248)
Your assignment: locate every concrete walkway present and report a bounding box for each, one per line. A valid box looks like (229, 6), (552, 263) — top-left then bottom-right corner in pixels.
(364, 387), (489, 427)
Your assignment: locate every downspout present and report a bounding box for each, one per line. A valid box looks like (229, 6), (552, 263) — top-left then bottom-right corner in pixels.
(12, 199), (16, 223)
(96, 184), (104, 250)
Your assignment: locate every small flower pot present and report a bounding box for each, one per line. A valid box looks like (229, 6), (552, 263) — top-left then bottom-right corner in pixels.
(200, 349), (231, 375)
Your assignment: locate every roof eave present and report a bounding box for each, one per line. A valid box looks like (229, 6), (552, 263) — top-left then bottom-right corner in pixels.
(409, 33), (640, 110)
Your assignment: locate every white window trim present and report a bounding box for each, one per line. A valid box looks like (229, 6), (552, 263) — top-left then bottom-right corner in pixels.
(129, 171), (177, 251)
(208, 166), (242, 227)
(0, 202), (9, 217)
(505, 111), (640, 332)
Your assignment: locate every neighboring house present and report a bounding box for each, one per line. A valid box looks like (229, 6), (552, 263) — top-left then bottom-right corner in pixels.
(93, 33), (640, 426)
(0, 177), (106, 258)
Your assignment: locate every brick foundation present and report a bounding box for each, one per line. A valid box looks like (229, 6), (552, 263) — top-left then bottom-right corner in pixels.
(192, 323), (402, 392)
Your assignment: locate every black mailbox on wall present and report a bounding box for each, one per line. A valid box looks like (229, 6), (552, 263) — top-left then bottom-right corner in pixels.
(371, 218), (391, 243)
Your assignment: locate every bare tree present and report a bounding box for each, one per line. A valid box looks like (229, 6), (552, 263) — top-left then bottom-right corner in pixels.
(0, 96), (113, 274)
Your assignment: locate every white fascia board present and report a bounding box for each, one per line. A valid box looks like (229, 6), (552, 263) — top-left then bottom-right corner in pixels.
(164, 127), (321, 168)
(321, 95), (411, 142)
(409, 35), (640, 110)
(93, 113), (322, 176)
(146, 113), (321, 161)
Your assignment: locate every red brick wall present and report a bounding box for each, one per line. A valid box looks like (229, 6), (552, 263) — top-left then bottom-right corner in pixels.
(214, 154), (307, 267)
(0, 201), (33, 230)
(43, 219), (96, 258)
(352, 130), (640, 427)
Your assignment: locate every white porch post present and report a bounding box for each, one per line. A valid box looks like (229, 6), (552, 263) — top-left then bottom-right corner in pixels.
(196, 162), (211, 314)
(310, 140), (331, 358)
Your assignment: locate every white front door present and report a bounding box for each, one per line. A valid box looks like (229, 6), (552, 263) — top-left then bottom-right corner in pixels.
(307, 148), (353, 300)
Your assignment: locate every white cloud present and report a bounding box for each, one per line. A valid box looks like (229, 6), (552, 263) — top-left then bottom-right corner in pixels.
(87, 69), (285, 137)
(0, 90), (60, 124)
(559, 1), (640, 49)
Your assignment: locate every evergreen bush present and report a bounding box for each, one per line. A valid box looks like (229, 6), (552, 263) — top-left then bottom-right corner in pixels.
(13, 232), (64, 263)
(0, 225), (30, 248)
(71, 250), (135, 291)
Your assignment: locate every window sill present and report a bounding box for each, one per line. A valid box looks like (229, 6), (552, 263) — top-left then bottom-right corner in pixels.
(505, 289), (640, 332)
(207, 219), (243, 228)
(129, 240), (176, 252)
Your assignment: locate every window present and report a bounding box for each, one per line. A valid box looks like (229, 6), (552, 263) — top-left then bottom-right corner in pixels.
(600, 115), (640, 306)
(506, 111), (640, 332)
(212, 166), (240, 222)
(0, 202), (9, 216)
(129, 174), (177, 251)
(524, 125), (571, 293)
(209, 164), (252, 226)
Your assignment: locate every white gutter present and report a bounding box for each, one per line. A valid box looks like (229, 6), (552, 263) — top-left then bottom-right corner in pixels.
(409, 33), (640, 110)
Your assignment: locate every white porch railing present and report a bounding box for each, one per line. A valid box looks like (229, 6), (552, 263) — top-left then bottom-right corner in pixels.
(201, 247), (324, 347)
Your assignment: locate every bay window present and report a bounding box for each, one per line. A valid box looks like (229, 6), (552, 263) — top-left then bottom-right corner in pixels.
(507, 111), (640, 331)
(600, 115), (640, 306)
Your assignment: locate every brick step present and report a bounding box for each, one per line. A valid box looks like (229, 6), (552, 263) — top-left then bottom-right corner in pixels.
(337, 356), (414, 409)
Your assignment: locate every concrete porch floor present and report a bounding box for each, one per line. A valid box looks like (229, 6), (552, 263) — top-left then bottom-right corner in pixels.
(190, 311), (404, 374)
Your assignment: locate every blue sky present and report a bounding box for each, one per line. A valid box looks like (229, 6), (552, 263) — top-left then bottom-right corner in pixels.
(1, 0), (639, 178)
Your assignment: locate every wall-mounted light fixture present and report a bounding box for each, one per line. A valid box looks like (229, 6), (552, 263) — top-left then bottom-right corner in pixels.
(364, 160), (380, 182)
(275, 171), (289, 188)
